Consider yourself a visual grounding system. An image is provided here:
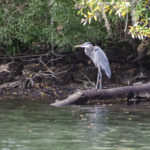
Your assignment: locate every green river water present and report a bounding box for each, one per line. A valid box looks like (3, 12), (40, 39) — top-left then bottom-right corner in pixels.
(0, 99), (150, 150)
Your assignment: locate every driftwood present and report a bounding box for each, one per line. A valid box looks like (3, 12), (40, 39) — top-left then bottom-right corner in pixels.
(51, 82), (150, 106)
(0, 60), (24, 84)
(0, 80), (22, 90)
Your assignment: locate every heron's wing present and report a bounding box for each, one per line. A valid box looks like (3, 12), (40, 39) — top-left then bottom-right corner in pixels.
(93, 46), (111, 78)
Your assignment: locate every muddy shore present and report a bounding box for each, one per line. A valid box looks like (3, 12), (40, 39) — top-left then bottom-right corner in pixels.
(0, 40), (150, 104)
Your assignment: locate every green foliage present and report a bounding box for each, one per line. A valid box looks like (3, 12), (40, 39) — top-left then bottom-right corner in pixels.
(0, 0), (110, 55)
(75, 0), (150, 40)
(0, 0), (53, 55)
(128, 0), (150, 39)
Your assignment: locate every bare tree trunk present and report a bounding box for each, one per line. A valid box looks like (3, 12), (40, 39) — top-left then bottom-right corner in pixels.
(50, 14), (54, 66)
(100, 4), (111, 35)
(130, 0), (138, 26)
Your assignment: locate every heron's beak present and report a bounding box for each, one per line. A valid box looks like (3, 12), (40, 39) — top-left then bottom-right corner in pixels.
(74, 44), (84, 48)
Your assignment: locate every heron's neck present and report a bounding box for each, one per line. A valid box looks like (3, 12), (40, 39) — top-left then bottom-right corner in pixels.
(84, 46), (94, 58)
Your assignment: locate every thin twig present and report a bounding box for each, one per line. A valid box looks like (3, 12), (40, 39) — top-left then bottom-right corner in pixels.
(39, 56), (57, 78)
(38, 71), (58, 79)
(80, 71), (95, 86)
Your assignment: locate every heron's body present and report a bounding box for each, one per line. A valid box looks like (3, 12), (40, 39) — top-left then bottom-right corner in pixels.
(75, 42), (111, 89)
(85, 45), (111, 78)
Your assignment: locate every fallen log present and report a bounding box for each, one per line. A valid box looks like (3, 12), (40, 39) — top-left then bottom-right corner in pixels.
(51, 82), (150, 106)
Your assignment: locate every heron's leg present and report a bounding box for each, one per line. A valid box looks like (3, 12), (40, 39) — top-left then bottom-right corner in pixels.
(99, 69), (102, 89)
(96, 71), (100, 89)
(96, 68), (102, 89)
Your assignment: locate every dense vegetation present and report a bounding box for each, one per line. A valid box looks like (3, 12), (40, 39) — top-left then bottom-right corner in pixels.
(0, 0), (109, 55)
(75, 0), (150, 39)
(0, 0), (149, 55)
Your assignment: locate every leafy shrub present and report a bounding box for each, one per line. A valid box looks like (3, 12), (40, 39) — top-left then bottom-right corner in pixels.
(75, 0), (150, 40)
(0, 0), (110, 55)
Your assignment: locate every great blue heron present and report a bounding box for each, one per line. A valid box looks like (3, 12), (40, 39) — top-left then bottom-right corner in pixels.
(74, 42), (111, 89)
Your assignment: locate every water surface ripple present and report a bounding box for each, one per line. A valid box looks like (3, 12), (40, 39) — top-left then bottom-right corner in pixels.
(0, 100), (150, 150)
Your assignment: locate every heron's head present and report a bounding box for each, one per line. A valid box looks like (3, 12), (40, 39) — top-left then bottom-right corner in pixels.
(74, 42), (93, 48)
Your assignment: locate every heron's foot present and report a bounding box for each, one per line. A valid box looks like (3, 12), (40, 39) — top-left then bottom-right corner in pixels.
(96, 82), (99, 89)
(95, 85), (99, 89)
(95, 85), (102, 90)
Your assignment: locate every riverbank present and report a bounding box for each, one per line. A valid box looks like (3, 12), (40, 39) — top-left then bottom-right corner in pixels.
(0, 40), (150, 104)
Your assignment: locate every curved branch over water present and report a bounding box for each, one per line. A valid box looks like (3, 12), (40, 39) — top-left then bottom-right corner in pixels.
(51, 83), (150, 106)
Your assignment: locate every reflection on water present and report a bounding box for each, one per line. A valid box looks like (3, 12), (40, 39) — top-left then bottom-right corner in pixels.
(0, 99), (150, 150)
